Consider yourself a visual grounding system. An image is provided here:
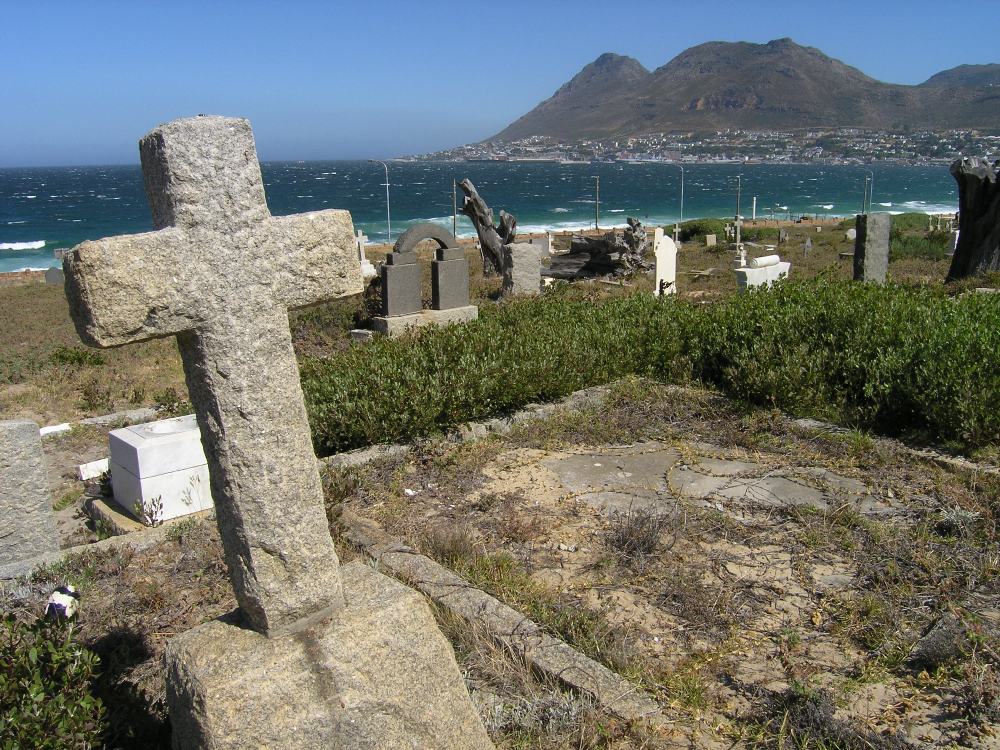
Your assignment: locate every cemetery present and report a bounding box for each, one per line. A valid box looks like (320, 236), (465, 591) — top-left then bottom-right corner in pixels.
(0, 117), (998, 749)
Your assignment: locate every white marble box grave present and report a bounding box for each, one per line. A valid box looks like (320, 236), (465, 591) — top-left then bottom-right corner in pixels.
(109, 414), (212, 523)
(734, 254), (791, 292)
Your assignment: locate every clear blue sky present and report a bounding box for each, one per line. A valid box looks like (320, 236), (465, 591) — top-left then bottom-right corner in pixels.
(3, 0), (998, 167)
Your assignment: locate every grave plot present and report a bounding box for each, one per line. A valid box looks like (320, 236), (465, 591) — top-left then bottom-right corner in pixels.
(327, 379), (1000, 749)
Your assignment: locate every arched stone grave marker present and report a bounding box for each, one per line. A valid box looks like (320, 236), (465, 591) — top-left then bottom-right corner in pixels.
(374, 222), (478, 336)
(63, 116), (492, 750)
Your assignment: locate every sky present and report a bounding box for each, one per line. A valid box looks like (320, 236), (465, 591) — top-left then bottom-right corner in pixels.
(3, 0), (999, 167)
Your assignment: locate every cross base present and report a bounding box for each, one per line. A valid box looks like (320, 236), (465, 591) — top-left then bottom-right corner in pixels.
(166, 562), (494, 750)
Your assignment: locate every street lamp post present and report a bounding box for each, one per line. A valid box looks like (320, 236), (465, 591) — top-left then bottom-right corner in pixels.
(593, 175), (600, 230)
(369, 160), (391, 244)
(735, 174), (743, 250)
(674, 164), (685, 240)
(865, 170), (874, 214)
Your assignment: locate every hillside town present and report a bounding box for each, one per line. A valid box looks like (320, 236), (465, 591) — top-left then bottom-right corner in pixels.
(423, 127), (1000, 164)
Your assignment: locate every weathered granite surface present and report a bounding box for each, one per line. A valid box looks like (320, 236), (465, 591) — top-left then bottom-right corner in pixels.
(372, 305), (478, 337)
(853, 212), (890, 283)
(502, 242), (541, 296)
(0, 420), (58, 566)
(166, 561), (495, 750)
(64, 116), (362, 636)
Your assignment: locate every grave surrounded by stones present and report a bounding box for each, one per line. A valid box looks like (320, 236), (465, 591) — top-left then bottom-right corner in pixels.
(373, 221), (479, 337)
(63, 115), (493, 749)
(0, 420), (58, 566)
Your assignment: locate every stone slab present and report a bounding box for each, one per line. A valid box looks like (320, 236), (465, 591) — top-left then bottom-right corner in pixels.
(78, 458), (109, 481)
(435, 247), (465, 262)
(853, 213), (890, 283)
(432, 256), (470, 310)
(0, 420), (58, 566)
(705, 234), (717, 247)
(372, 305), (478, 337)
(380, 260), (422, 317)
(110, 460), (212, 523)
(44, 267), (64, 285)
(502, 242), (541, 296)
(385, 251), (417, 265)
(341, 517), (666, 727)
(166, 561), (494, 750)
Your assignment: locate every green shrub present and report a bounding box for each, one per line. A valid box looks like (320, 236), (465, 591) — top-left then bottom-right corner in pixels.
(741, 226), (780, 243)
(890, 230), (952, 261)
(891, 212), (935, 234)
(49, 346), (104, 368)
(0, 616), (106, 749)
(302, 280), (1000, 454)
(677, 218), (727, 243)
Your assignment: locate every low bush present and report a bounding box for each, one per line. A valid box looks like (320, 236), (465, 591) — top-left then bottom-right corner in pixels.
(890, 230), (952, 261)
(677, 217), (727, 243)
(302, 279), (1000, 454)
(0, 616), (106, 749)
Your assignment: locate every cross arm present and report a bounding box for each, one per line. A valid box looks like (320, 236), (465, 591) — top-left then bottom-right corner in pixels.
(64, 228), (196, 347)
(268, 209), (364, 309)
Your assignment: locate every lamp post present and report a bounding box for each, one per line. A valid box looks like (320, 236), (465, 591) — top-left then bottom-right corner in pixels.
(674, 164), (684, 240)
(864, 170), (875, 215)
(368, 160), (391, 244)
(735, 174), (743, 250)
(593, 175), (600, 230)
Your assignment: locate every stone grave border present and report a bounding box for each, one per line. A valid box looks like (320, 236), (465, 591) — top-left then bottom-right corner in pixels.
(4, 379), (998, 728)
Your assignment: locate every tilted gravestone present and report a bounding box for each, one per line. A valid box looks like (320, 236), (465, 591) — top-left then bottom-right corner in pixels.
(653, 227), (677, 297)
(64, 116), (492, 749)
(853, 213), (890, 283)
(0, 420), (58, 566)
(502, 242), (542, 296)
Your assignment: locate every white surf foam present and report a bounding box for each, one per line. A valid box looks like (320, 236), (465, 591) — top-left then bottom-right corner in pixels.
(0, 240), (46, 251)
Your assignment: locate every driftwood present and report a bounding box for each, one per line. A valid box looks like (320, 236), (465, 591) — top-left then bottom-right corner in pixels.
(948, 157), (1000, 281)
(458, 179), (516, 276)
(547, 217), (651, 280)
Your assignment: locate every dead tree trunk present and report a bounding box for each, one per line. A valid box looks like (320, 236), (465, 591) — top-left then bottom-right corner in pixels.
(947, 157), (1000, 281)
(459, 179), (516, 276)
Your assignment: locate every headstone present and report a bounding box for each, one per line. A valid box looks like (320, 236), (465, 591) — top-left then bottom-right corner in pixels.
(845, 227), (857, 241)
(0, 420), (58, 565)
(653, 228), (677, 297)
(529, 233), (553, 255)
(815, 226), (822, 232)
(63, 116), (491, 749)
(778, 228), (789, 243)
(109, 414), (212, 523)
(705, 234), (717, 247)
(432, 247), (470, 310)
(355, 230), (377, 280)
(44, 267), (64, 285)
(503, 242), (542, 296)
(380, 251), (422, 316)
(804, 237), (813, 255)
(853, 213), (890, 283)
(734, 255), (791, 292)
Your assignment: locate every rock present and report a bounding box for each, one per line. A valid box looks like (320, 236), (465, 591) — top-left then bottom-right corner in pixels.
(906, 612), (971, 669)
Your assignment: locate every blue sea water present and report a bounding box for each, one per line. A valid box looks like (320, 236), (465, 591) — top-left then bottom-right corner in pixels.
(0, 161), (958, 273)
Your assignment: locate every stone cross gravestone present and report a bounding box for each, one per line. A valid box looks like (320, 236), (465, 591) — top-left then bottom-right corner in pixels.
(853, 212), (890, 283)
(65, 115), (357, 637)
(653, 227), (677, 297)
(64, 116), (492, 749)
(0, 420), (58, 566)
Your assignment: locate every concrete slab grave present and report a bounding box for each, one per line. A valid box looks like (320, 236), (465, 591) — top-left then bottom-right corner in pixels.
(63, 115), (491, 749)
(734, 254), (791, 292)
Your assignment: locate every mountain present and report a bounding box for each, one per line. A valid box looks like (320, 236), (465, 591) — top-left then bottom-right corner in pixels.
(922, 64), (1000, 88)
(491, 39), (1000, 142)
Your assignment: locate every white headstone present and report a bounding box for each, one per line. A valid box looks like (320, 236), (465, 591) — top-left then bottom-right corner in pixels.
(653, 228), (677, 297)
(355, 230), (377, 280)
(705, 234), (717, 247)
(734, 255), (791, 292)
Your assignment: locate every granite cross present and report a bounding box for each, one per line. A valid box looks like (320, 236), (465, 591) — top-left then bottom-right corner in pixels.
(64, 116), (363, 636)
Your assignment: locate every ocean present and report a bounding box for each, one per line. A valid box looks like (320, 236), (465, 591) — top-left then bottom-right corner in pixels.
(0, 161), (958, 273)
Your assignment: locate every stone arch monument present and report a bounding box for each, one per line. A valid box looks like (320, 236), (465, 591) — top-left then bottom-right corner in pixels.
(374, 223), (478, 336)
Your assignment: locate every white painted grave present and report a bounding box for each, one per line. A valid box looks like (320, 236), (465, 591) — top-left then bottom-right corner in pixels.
(653, 228), (677, 296)
(734, 254), (791, 292)
(356, 230), (377, 280)
(109, 414), (212, 523)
